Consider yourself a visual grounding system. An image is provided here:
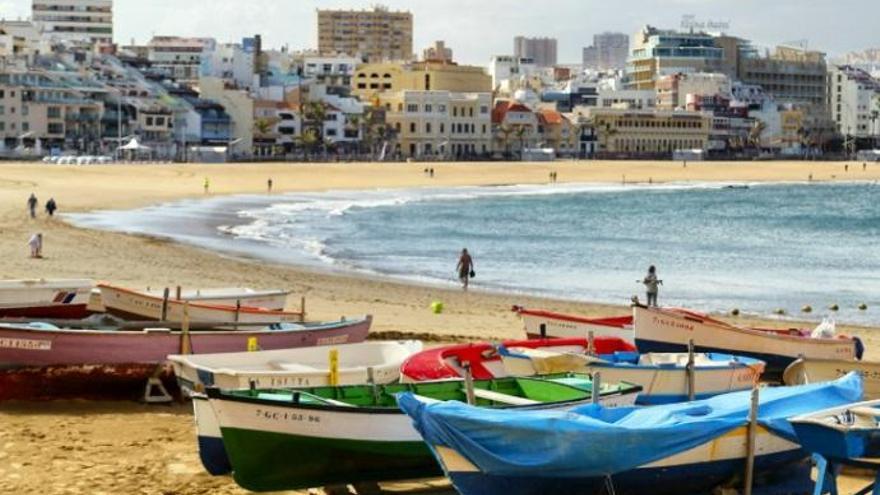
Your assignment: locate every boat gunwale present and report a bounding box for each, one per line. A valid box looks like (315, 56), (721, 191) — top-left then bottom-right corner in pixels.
(98, 284), (302, 316)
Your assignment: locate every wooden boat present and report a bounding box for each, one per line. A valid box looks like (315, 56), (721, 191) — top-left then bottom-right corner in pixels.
(500, 347), (766, 404)
(399, 374), (863, 495)
(0, 279), (94, 319)
(791, 398), (880, 465)
(399, 336), (635, 382)
(0, 316), (371, 400)
(633, 305), (861, 375)
(98, 284), (304, 324)
(784, 357), (880, 399)
(206, 376), (642, 491)
(180, 340), (424, 476)
(170, 340), (424, 392)
(513, 305), (633, 342)
(146, 287), (290, 310)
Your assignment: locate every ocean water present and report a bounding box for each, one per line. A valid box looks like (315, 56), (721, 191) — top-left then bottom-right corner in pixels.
(68, 182), (880, 325)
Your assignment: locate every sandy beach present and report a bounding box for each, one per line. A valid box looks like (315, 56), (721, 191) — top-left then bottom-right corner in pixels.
(0, 159), (879, 494)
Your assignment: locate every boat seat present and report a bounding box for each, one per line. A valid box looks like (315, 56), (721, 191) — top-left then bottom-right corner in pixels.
(468, 388), (540, 406)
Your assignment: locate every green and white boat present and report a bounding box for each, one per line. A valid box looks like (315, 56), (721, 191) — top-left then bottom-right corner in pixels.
(206, 374), (641, 492)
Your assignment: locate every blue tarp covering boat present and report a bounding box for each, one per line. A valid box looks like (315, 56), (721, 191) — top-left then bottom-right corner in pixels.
(398, 373), (862, 494)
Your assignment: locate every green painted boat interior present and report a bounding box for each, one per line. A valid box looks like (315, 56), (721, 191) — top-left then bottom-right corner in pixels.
(222, 373), (636, 408)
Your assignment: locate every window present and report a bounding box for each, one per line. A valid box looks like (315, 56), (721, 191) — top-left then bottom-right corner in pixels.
(426, 122), (432, 133)
(48, 123), (63, 134)
(438, 104), (447, 113)
(425, 104), (432, 113)
(453, 107), (458, 117)
(326, 129), (337, 136)
(469, 108), (473, 117)
(146, 117), (154, 126)
(440, 123), (445, 133)
(382, 83), (392, 89)
(406, 104), (418, 113)
(0, 90), (4, 98)
(0, 106), (4, 115)
(480, 105), (489, 114)
(0, 122), (3, 131)
(357, 83), (367, 89)
(410, 122), (416, 133)
(156, 117), (165, 126)
(22, 122), (29, 132)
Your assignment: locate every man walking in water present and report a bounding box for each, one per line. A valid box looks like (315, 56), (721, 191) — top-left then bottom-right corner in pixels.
(457, 249), (474, 291)
(642, 265), (662, 307)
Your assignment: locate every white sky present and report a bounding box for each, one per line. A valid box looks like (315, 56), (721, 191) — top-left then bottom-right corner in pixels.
(1, 0), (876, 64)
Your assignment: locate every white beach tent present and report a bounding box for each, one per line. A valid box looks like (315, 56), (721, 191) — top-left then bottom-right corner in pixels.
(118, 138), (151, 152)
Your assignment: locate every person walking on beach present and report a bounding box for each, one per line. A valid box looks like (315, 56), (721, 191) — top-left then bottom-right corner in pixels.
(267, 178), (273, 194)
(457, 249), (474, 291)
(429, 168), (435, 178)
(203, 177), (210, 194)
(642, 265), (662, 307)
(27, 193), (38, 218)
(45, 198), (57, 217)
(28, 233), (43, 258)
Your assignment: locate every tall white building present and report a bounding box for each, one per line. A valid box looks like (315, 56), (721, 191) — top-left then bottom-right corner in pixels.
(828, 65), (880, 138)
(582, 32), (629, 71)
(32, 0), (113, 45)
(514, 36), (557, 68)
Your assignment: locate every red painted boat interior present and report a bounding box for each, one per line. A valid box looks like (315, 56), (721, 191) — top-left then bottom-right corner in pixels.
(400, 337), (636, 381)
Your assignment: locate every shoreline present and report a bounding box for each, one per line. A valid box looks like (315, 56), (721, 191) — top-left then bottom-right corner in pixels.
(1, 160), (879, 495)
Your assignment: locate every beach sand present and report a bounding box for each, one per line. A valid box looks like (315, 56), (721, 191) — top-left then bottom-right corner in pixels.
(0, 159), (877, 494)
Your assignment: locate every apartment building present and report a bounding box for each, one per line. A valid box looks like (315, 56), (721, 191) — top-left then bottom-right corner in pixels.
(536, 108), (577, 156)
(489, 55), (538, 90)
(147, 36), (216, 84)
(352, 61), (491, 101)
(828, 65), (880, 138)
(514, 36), (557, 68)
(422, 41), (452, 64)
(656, 73), (732, 110)
(739, 46), (827, 109)
(378, 90), (492, 158)
(589, 107), (712, 155)
(32, 0), (113, 45)
(0, 21), (47, 63)
(492, 100), (541, 155)
(302, 54), (359, 88)
(583, 32), (629, 71)
(317, 6), (413, 62)
(0, 70), (103, 153)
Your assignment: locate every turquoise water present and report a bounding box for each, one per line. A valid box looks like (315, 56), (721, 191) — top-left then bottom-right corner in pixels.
(69, 182), (880, 325)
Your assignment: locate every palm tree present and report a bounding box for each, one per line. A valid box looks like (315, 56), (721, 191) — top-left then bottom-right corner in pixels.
(497, 124), (513, 158)
(515, 125), (527, 155)
(295, 128), (319, 159)
(253, 118), (273, 136)
(302, 101), (327, 145)
(748, 120), (767, 150)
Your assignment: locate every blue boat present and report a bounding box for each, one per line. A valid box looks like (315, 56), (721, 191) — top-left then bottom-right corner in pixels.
(499, 346), (766, 405)
(398, 373), (863, 495)
(791, 399), (880, 494)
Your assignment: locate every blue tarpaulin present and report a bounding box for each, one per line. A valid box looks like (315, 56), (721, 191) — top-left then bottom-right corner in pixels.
(397, 373), (863, 478)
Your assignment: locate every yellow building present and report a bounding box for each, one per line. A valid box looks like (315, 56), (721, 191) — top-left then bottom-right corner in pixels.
(536, 108), (578, 156)
(352, 61), (492, 101)
(589, 108), (711, 154)
(377, 90), (492, 158)
(317, 6), (413, 63)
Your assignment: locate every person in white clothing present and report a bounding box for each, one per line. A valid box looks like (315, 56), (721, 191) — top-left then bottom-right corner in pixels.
(28, 233), (43, 258)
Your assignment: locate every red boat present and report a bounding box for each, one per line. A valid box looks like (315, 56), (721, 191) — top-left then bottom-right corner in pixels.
(400, 336), (635, 382)
(513, 306), (634, 342)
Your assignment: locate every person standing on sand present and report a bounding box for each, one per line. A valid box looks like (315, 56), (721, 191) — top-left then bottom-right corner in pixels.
(203, 177), (210, 194)
(267, 178), (273, 194)
(642, 265), (662, 307)
(45, 198), (57, 217)
(28, 233), (43, 258)
(457, 249), (474, 291)
(27, 193), (38, 218)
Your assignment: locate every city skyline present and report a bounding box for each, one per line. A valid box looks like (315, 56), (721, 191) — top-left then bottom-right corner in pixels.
(2, 0), (878, 64)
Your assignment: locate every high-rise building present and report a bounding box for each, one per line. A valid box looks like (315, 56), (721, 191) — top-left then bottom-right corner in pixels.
(32, 0), (113, 45)
(422, 40), (452, 63)
(626, 26), (733, 90)
(827, 65), (880, 138)
(738, 46), (828, 109)
(317, 6), (413, 63)
(582, 32), (629, 71)
(514, 36), (557, 68)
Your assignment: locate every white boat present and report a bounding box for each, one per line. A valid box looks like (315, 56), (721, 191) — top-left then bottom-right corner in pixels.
(633, 305), (860, 375)
(499, 346), (766, 404)
(180, 340), (424, 476)
(784, 357), (880, 399)
(513, 306), (634, 342)
(169, 340), (424, 392)
(97, 284), (304, 324)
(0, 279), (94, 319)
(145, 287), (290, 310)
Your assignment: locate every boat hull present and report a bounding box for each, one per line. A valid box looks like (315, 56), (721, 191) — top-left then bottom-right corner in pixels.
(0, 316), (371, 400)
(435, 426), (804, 495)
(0, 279), (93, 320)
(516, 308), (633, 342)
(784, 358), (880, 400)
(0, 363), (178, 401)
(209, 385), (635, 491)
(98, 284), (303, 324)
(633, 306), (856, 375)
(501, 352), (764, 405)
